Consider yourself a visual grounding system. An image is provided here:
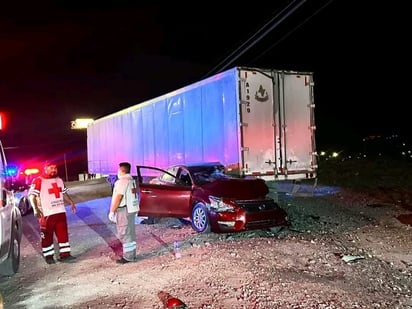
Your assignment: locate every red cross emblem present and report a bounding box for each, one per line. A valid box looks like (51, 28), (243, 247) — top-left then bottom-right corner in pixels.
(48, 183), (62, 198)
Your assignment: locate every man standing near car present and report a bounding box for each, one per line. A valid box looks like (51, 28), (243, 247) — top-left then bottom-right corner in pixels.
(28, 160), (77, 264)
(108, 162), (140, 264)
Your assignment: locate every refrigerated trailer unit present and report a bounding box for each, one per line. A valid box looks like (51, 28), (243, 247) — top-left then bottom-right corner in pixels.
(87, 66), (317, 181)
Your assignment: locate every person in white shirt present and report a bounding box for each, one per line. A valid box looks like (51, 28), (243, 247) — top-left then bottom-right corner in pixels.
(108, 162), (140, 264)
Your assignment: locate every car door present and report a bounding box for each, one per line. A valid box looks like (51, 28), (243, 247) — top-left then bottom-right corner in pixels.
(136, 166), (192, 218)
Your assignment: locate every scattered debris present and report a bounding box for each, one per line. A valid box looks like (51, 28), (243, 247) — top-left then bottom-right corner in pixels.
(342, 255), (365, 263)
(158, 291), (187, 309)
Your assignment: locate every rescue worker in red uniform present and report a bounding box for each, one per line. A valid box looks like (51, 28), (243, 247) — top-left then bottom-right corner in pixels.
(28, 161), (77, 264)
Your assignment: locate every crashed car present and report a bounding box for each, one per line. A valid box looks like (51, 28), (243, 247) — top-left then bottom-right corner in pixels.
(136, 162), (288, 233)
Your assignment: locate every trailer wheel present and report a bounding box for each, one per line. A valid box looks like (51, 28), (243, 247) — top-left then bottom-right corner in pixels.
(191, 203), (210, 233)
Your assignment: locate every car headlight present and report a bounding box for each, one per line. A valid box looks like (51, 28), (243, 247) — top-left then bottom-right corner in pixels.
(209, 196), (235, 213)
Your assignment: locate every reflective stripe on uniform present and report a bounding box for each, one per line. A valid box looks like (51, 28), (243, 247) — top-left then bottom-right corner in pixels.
(123, 241), (136, 254)
(59, 242), (71, 253)
(42, 244), (55, 257)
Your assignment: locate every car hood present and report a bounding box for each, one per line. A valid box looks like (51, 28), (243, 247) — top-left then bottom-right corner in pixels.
(198, 178), (269, 199)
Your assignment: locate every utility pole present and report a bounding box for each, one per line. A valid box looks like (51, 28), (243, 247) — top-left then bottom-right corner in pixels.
(64, 153), (68, 182)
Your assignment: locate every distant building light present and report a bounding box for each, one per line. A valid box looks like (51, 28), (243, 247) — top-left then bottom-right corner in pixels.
(71, 119), (94, 129)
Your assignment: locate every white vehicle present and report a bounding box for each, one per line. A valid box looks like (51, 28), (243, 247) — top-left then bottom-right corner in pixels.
(0, 140), (22, 276)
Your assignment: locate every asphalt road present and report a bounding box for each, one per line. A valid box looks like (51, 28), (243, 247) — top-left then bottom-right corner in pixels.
(20, 197), (121, 259)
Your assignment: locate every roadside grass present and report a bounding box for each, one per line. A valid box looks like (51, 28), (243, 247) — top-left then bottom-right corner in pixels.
(316, 156), (412, 190)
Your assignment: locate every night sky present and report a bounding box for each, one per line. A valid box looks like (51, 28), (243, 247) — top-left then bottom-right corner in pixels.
(0, 1), (409, 171)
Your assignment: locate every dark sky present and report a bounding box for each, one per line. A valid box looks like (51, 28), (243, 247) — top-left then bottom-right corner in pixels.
(0, 1), (409, 167)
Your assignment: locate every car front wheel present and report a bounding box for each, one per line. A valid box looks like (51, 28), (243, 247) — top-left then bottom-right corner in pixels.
(1, 221), (21, 276)
(190, 203), (210, 233)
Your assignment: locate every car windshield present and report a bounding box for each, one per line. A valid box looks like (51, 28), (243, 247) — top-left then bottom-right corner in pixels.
(190, 165), (228, 185)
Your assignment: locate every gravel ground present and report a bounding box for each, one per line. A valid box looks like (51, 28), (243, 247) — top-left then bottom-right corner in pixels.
(0, 159), (411, 308)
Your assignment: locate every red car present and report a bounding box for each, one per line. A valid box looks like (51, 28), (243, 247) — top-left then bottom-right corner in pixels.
(136, 162), (288, 233)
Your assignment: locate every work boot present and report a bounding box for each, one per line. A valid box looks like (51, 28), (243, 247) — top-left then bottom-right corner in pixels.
(58, 255), (77, 263)
(45, 257), (55, 264)
(116, 257), (136, 264)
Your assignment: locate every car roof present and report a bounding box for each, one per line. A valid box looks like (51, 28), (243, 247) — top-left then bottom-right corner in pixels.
(167, 162), (223, 170)
(181, 162), (223, 168)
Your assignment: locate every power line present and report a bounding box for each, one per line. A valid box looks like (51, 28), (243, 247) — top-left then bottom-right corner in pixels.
(250, 0), (336, 64)
(203, 0), (307, 77)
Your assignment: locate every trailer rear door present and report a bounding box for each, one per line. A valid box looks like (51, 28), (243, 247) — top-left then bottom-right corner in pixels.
(238, 68), (277, 177)
(275, 71), (317, 180)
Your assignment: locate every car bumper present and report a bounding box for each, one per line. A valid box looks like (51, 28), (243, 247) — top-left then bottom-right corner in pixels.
(209, 209), (288, 233)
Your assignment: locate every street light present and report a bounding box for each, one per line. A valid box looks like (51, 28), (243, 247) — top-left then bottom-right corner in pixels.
(71, 118), (94, 129)
(69, 118), (94, 181)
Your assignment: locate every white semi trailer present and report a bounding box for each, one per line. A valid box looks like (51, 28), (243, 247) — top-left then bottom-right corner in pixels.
(87, 66), (317, 182)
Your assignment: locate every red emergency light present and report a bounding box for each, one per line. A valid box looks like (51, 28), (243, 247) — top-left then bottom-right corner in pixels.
(0, 111), (10, 130)
(24, 168), (40, 176)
